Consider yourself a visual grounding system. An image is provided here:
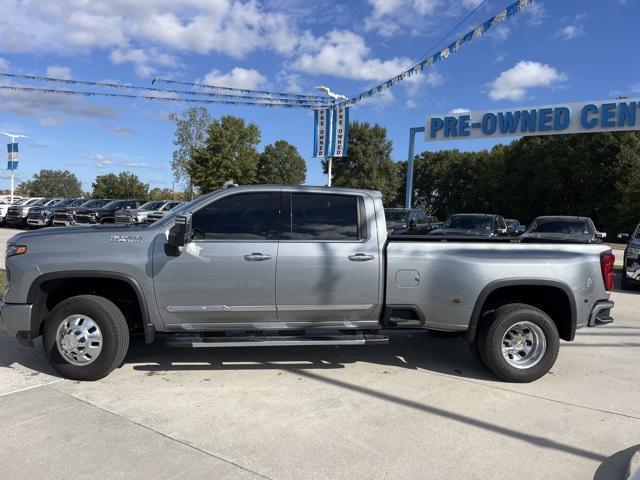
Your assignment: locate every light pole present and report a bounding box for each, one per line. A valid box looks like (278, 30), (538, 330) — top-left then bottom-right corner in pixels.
(315, 86), (348, 187)
(1, 132), (28, 202)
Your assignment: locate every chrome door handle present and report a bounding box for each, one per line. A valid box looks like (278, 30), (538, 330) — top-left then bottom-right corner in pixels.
(244, 253), (272, 261)
(348, 253), (375, 262)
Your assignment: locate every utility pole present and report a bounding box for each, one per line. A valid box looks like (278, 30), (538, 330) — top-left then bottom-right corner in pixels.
(1, 132), (28, 202)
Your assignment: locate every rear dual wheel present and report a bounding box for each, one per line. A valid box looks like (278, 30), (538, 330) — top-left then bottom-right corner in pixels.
(476, 303), (559, 383)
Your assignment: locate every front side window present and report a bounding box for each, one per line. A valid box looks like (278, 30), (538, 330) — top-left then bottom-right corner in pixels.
(192, 193), (272, 240)
(281, 193), (359, 240)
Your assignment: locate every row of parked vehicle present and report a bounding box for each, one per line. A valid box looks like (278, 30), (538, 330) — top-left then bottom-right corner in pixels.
(385, 208), (607, 243)
(0, 197), (184, 228)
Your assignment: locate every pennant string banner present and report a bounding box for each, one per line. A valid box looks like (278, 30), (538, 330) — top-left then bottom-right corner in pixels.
(338, 0), (533, 108)
(0, 85), (327, 109)
(152, 78), (329, 102)
(0, 73), (332, 107)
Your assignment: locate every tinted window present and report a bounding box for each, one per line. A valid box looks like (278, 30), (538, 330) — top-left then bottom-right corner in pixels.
(529, 219), (590, 235)
(444, 215), (493, 230)
(281, 193), (359, 240)
(192, 193), (271, 240)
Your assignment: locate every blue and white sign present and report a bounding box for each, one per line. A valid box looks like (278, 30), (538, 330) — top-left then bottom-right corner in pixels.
(425, 98), (640, 142)
(331, 107), (349, 157)
(7, 143), (19, 170)
(313, 108), (332, 158)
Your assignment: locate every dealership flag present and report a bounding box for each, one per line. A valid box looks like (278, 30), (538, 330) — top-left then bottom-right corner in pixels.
(7, 143), (18, 170)
(313, 108), (333, 158)
(331, 107), (350, 157)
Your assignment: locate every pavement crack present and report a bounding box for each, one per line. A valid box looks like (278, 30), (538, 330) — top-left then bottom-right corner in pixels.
(46, 384), (273, 480)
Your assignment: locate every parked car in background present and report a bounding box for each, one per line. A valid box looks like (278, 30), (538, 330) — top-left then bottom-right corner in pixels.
(75, 199), (143, 225)
(53, 199), (113, 227)
(385, 208), (439, 234)
(520, 216), (606, 243)
(5, 197), (50, 227)
(115, 200), (173, 224)
(428, 213), (511, 237)
(506, 219), (526, 235)
(27, 198), (86, 228)
(0, 200), (16, 226)
(616, 222), (640, 290)
(145, 201), (185, 223)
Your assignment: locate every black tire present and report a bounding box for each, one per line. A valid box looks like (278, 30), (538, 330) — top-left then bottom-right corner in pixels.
(427, 329), (463, 338)
(43, 295), (129, 381)
(476, 303), (559, 383)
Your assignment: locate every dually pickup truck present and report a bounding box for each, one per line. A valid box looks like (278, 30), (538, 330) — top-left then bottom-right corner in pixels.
(0, 185), (615, 382)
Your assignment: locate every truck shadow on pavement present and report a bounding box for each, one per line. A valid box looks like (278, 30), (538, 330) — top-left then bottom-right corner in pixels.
(127, 331), (495, 380)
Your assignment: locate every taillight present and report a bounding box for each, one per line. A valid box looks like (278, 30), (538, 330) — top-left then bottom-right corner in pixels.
(600, 252), (615, 291)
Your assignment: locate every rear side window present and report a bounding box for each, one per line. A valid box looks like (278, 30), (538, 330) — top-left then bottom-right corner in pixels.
(193, 193), (272, 240)
(281, 193), (359, 240)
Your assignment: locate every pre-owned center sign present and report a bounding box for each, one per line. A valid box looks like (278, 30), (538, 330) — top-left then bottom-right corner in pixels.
(425, 98), (640, 141)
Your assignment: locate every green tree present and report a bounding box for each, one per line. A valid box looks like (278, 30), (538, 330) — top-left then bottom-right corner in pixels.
(325, 121), (400, 202)
(148, 187), (187, 201)
(91, 172), (149, 199)
(16, 169), (83, 197)
(188, 115), (261, 193)
(256, 140), (306, 184)
(169, 107), (212, 199)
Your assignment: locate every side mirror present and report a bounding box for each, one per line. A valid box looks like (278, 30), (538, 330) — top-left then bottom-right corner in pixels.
(166, 214), (192, 255)
(506, 225), (516, 235)
(497, 227), (508, 235)
(595, 231), (607, 240)
(617, 233), (630, 243)
(408, 218), (416, 229)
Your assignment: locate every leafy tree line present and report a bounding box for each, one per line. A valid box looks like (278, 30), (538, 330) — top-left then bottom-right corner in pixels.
(170, 108), (306, 194)
(16, 170), (187, 201)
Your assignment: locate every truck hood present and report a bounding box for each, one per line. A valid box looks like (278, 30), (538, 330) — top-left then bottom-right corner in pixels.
(520, 232), (596, 243)
(8, 222), (153, 244)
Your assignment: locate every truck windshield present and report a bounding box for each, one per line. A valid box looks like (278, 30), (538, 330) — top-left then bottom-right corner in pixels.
(530, 219), (589, 235)
(385, 210), (407, 222)
(444, 215), (492, 230)
(139, 201), (166, 211)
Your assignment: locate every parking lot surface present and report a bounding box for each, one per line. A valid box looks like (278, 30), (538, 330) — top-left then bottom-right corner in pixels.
(0, 228), (637, 479)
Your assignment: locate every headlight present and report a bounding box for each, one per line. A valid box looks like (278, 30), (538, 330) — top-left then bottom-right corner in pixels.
(627, 247), (640, 257)
(6, 244), (27, 257)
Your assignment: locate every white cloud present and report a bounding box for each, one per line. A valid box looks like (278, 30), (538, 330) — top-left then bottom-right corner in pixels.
(489, 61), (567, 101)
(201, 67), (267, 90)
(82, 153), (152, 169)
(291, 30), (411, 81)
(449, 108), (471, 114)
(276, 71), (304, 93)
(0, 0), (302, 60)
(524, 3), (547, 25)
(365, 0), (443, 37)
(557, 25), (585, 40)
(0, 86), (116, 125)
(0, 57), (9, 72)
(630, 84), (640, 93)
(104, 125), (137, 136)
(109, 48), (181, 78)
(489, 25), (511, 42)
(46, 66), (71, 80)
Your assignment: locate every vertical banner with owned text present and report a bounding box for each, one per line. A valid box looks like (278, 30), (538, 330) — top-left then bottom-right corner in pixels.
(7, 143), (19, 170)
(313, 108), (333, 158)
(331, 107), (350, 157)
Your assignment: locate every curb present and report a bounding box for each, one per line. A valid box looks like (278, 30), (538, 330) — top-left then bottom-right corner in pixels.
(628, 450), (640, 480)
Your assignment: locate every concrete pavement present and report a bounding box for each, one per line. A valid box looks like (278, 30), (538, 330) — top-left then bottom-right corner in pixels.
(1, 276), (638, 479)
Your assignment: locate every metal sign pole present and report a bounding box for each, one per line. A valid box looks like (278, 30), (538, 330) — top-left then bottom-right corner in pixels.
(405, 127), (425, 209)
(327, 157), (333, 187)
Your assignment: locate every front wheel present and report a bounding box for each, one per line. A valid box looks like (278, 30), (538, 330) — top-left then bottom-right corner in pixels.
(476, 303), (559, 383)
(43, 295), (130, 381)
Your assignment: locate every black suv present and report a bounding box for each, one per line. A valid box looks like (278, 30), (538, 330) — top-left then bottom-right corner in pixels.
(520, 216), (606, 243)
(75, 200), (143, 225)
(53, 199), (113, 227)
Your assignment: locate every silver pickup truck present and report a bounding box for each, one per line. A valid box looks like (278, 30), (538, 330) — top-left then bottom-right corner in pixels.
(0, 185), (615, 382)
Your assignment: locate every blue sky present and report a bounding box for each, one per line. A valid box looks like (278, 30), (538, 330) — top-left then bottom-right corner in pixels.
(0, 0), (638, 192)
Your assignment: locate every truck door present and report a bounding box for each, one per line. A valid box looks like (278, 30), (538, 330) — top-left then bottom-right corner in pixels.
(152, 191), (279, 329)
(275, 192), (381, 327)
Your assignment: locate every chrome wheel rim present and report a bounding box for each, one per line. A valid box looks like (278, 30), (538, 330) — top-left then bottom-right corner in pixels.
(501, 321), (546, 369)
(56, 315), (103, 366)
